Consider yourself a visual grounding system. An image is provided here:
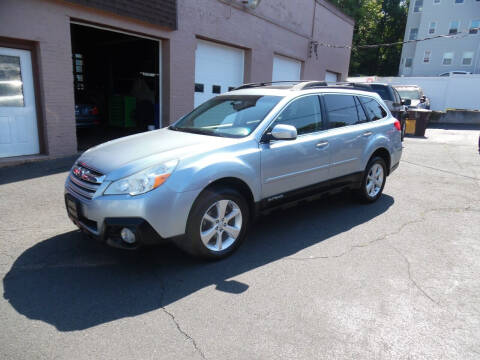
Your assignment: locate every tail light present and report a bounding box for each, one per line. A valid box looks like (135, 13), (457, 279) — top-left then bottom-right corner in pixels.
(89, 106), (99, 116)
(394, 120), (401, 131)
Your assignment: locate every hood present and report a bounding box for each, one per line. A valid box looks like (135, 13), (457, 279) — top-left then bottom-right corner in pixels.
(77, 128), (238, 178)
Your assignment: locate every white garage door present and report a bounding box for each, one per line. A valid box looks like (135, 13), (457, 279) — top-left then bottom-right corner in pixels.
(272, 55), (301, 82)
(325, 71), (339, 82)
(0, 47), (39, 158)
(194, 40), (244, 107)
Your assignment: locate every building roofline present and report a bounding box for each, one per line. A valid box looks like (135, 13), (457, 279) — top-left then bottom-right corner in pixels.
(316, 0), (355, 26)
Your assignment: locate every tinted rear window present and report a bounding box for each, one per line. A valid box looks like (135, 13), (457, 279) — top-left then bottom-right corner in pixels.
(359, 96), (387, 121)
(324, 94), (359, 128)
(370, 85), (393, 101)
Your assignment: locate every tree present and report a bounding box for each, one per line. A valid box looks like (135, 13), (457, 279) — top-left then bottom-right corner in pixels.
(329, 0), (409, 76)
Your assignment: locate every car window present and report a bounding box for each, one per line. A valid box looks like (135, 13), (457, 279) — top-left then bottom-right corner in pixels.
(370, 85), (394, 101)
(324, 94), (359, 128)
(172, 95), (282, 138)
(393, 89), (402, 104)
(355, 97), (368, 123)
(271, 95), (322, 135)
(359, 96), (387, 121)
(396, 89), (421, 100)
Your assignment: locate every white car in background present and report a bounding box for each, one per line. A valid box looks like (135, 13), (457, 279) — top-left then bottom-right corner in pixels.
(394, 85), (430, 110)
(439, 71), (471, 77)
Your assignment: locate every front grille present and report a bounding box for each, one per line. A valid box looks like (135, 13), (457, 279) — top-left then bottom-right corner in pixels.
(67, 162), (105, 200)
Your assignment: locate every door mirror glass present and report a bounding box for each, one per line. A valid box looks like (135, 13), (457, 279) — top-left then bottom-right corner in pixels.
(271, 124), (297, 140)
(402, 98), (412, 106)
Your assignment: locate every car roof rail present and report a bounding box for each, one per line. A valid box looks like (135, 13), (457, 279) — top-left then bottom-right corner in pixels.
(233, 81), (307, 90)
(290, 81), (328, 90)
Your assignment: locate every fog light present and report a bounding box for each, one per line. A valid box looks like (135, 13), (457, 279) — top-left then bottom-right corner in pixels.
(120, 228), (136, 244)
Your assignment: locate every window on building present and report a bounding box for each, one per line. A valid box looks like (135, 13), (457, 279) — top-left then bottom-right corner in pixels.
(405, 58), (413, 67)
(462, 52), (474, 65)
(414, 0), (423, 12)
(409, 28), (419, 40)
(424, 50), (431, 63)
(449, 20), (459, 34)
(442, 52), (454, 65)
(429, 22), (437, 34)
(470, 20), (480, 34)
(455, 0), (464, 3)
(433, 0), (440, 4)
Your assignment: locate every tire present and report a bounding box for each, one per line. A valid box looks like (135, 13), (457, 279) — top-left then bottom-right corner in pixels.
(356, 157), (387, 203)
(178, 187), (250, 259)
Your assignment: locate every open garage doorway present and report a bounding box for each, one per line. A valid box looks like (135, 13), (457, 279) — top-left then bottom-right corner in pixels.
(70, 23), (161, 151)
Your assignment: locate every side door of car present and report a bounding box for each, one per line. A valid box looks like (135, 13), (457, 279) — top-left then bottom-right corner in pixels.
(321, 93), (371, 179)
(260, 94), (332, 200)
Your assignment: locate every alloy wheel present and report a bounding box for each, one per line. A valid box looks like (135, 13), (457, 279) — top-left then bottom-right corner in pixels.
(366, 163), (384, 198)
(199, 199), (243, 252)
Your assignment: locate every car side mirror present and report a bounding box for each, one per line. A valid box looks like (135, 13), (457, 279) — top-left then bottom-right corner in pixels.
(402, 99), (411, 106)
(270, 124), (297, 140)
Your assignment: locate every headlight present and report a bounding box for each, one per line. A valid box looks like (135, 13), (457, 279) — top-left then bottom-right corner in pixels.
(104, 160), (178, 196)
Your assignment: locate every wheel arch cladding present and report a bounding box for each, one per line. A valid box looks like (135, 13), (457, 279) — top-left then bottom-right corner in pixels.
(203, 177), (256, 220)
(369, 148), (391, 175)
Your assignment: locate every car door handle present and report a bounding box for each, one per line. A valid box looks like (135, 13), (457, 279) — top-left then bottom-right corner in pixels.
(363, 131), (373, 137)
(315, 141), (329, 149)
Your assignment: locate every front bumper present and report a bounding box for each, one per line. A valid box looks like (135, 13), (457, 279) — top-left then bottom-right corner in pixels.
(65, 179), (201, 248)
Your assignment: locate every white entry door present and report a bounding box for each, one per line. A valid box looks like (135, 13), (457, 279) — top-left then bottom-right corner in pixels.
(194, 40), (244, 107)
(272, 55), (301, 82)
(0, 47), (39, 158)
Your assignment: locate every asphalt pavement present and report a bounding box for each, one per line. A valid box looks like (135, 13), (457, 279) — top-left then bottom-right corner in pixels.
(1, 126), (479, 359)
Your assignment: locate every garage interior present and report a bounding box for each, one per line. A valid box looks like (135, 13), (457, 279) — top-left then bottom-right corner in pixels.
(70, 23), (160, 151)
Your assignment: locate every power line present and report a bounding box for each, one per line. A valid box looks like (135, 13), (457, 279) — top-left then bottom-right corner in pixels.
(315, 27), (480, 50)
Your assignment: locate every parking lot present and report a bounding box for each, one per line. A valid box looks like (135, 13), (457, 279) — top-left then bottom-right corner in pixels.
(1, 126), (479, 359)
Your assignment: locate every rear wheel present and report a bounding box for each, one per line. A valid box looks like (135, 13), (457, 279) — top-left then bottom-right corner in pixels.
(357, 157), (387, 203)
(179, 187), (250, 259)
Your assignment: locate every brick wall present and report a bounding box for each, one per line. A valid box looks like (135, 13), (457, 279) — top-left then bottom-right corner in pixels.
(64, 0), (177, 29)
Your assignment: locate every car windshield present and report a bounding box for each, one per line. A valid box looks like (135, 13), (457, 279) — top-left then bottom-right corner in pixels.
(369, 85), (393, 101)
(396, 89), (421, 100)
(170, 95), (282, 138)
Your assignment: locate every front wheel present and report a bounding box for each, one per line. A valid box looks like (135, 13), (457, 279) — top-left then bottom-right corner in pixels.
(179, 187), (250, 259)
(356, 157), (387, 203)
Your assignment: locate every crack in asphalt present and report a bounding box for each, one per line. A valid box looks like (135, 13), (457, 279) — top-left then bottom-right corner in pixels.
(161, 307), (207, 360)
(154, 269), (207, 360)
(285, 205), (476, 262)
(389, 245), (441, 307)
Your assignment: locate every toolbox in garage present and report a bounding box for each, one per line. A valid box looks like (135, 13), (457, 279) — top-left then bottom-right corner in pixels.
(109, 95), (137, 128)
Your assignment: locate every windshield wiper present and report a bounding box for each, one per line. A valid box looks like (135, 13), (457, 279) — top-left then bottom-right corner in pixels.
(169, 127), (225, 137)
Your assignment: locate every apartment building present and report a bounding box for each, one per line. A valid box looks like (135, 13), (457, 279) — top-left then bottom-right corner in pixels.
(398, 0), (480, 76)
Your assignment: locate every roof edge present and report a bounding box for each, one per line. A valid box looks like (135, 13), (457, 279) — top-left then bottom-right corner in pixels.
(316, 0), (355, 26)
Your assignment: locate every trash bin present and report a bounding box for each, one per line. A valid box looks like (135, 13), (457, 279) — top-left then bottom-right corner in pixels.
(405, 109), (432, 137)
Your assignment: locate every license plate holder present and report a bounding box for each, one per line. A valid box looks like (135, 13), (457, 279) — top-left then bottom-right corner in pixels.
(65, 195), (80, 220)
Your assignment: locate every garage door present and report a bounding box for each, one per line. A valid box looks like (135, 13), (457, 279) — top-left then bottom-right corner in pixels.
(0, 47), (39, 158)
(325, 71), (339, 82)
(272, 55), (301, 82)
(194, 40), (244, 107)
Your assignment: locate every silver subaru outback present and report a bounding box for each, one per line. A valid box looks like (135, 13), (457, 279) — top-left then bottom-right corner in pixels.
(65, 81), (402, 259)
